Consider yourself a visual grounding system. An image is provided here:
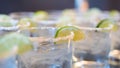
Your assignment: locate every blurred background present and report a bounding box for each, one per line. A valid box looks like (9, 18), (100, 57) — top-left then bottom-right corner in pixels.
(0, 0), (120, 14)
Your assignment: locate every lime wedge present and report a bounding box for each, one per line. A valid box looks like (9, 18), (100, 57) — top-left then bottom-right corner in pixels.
(0, 14), (14, 27)
(32, 11), (48, 22)
(18, 18), (37, 28)
(96, 19), (118, 31)
(55, 26), (85, 43)
(17, 18), (38, 32)
(0, 33), (33, 59)
(109, 10), (119, 17)
(34, 11), (48, 16)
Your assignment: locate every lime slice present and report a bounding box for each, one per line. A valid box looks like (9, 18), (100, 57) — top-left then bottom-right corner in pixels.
(18, 18), (37, 28)
(32, 11), (48, 22)
(0, 33), (33, 59)
(0, 14), (14, 27)
(34, 11), (48, 16)
(109, 10), (119, 17)
(55, 26), (85, 43)
(96, 19), (118, 31)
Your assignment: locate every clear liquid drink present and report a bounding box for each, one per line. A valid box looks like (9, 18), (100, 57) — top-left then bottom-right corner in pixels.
(0, 27), (18, 68)
(18, 27), (73, 68)
(72, 27), (111, 68)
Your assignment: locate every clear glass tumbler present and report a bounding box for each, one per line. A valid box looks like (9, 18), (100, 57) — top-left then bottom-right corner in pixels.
(109, 23), (120, 67)
(73, 27), (111, 68)
(110, 24), (120, 50)
(0, 27), (18, 68)
(18, 27), (73, 68)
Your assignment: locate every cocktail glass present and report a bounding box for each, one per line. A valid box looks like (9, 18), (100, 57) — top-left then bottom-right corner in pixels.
(18, 27), (73, 68)
(108, 23), (120, 67)
(0, 27), (18, 68)
(73, 27), (111, 68)
(110, 24), (120, 50)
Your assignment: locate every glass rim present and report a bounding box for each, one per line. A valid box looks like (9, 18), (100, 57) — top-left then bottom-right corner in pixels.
(17, 25), (112, 31)
(0, 26), (74, 43)
(17, 26), (74, 43)
(17, 26), (111, 43)
(29, 32), (74, 43)
(0, 15), (113, 31)
(76, 25), (112, 31)
(0, 24), (113, 31)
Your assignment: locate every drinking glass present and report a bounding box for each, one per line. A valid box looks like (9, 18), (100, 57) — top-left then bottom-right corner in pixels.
(110, 24), (120, 50)
(18, 27), (73, 68)
(0, 27), (18, 68)
(73, 27), (111, 68)
(109, 23), (120, 67)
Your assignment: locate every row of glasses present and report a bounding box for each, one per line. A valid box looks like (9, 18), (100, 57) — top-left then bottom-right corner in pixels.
(16, 26), (111, 68)
(0, 25), (112, 68)
(0, 12), (114, 68)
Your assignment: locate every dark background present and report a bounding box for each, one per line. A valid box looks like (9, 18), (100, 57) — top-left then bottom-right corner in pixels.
(0, 0), (120, 14)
